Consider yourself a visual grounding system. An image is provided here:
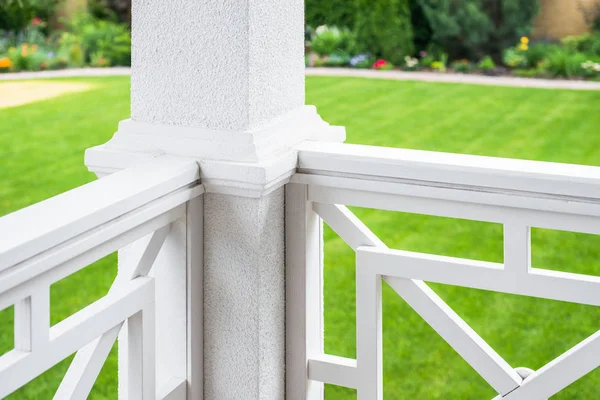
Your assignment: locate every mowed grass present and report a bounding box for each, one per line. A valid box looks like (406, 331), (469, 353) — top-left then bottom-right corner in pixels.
(1, 76), (600, 398)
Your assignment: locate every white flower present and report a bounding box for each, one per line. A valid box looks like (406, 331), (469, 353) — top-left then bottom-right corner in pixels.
(315, 25), (328, 35)
(582, 61), (600, 72)
(404, 56), (418, 68)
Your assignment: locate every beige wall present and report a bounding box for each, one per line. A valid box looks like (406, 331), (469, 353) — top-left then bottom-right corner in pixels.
(533, 0), (599, 39)
(51, 0), (87, 28)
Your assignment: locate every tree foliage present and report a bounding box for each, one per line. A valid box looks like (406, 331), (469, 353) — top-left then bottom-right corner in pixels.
(418, 0), (540, 60)
(355, 0), (415, 64)
(305, 0), (356, 30)
(0, 0), (60, 32)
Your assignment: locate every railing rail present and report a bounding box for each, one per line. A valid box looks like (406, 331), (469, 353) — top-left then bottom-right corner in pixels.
(0, 155), (202, 399)
(287, 142), (600, 400)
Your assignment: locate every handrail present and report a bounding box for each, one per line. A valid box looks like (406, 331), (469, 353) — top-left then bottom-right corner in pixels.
(0, 155), (200, 272)
(296, 141), (600, 201)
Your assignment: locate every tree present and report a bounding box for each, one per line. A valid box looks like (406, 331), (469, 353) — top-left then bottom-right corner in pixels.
(355, 0), (415, 64)
(418, 0), (539, 61)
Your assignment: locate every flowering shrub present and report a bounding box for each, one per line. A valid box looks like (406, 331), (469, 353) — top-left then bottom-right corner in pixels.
(582, 61), (600, 76)
(310, 25), (350, 57)
(373, 59), (394, 70)
(0, 57), (11, 71)
(349, 53), (372, 68)
(403, 56), (419, 70)
(451, 59), (473, 73)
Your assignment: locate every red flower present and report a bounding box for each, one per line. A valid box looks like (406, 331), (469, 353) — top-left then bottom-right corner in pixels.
(373, 59), (388, 69)
(31, 17), (42, 26)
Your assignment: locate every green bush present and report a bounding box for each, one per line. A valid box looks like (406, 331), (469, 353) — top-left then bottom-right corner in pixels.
(524, 43), (560, 68)
(60, 12), (130, 66)
(542, 49), (588, 78)
(355, 0), (414, 65)
(0, 0), (59, 33)
(478, 55), (496, 72)
(310, 26), (355, 57)
(562, 32), (600, 56)
(305, 0), (356, 30)
(418, 0), (539, 61)
(452, 59), (474, 73)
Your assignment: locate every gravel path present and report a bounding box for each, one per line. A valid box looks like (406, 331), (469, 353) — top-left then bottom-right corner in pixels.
(1, 66), (599, 91)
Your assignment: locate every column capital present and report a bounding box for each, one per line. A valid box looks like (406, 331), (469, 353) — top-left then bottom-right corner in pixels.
(85, 106), (345, 197)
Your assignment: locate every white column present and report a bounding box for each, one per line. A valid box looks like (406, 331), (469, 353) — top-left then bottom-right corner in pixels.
(85, 0), (344, 398)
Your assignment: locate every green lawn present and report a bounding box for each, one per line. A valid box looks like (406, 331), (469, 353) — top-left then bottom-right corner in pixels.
(2, 76), (600, 398)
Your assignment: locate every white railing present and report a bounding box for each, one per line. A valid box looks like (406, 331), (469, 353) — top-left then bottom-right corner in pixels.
(286, 141), (600, 400)
(0, 155), (202, 399)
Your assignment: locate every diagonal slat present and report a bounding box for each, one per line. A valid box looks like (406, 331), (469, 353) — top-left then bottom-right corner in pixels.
(314, 203), (522, 395)
(497, 329), (600, 400)
(386, 276), (522, 395)
(54, 224), (170, 399)
(53, 324), (122, 400)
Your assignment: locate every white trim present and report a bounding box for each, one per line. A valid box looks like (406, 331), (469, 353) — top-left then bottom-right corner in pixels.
(106, 106), (344, 163)
(296, 141), (600, 200)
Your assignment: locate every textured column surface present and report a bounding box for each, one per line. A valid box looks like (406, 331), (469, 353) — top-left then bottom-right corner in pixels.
(204, 189), (285, 399)
(131, 0), (304, 131)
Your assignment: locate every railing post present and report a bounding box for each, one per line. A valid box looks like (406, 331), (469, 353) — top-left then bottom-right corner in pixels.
(85, 0), (343, 398)
(286, 183), (325, 400)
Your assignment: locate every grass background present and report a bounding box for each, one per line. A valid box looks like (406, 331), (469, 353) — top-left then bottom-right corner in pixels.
(1, 76), (600, 398)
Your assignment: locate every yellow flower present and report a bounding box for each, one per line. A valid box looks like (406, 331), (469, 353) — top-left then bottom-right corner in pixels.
(519, 43), (529, 51)
(520, 36), (529, 45)
(0, 57), (12, 69)
(8, 47), (15, 52)
(32, 44), (38, 52)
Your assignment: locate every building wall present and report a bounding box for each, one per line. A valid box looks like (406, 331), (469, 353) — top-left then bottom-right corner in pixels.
(50, 0), (87, 29)
(533, 0), (599, 39)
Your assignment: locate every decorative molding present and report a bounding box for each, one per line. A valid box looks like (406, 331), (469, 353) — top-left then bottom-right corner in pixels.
(101, 105), (345, 162)
(85, 106), (345, 197)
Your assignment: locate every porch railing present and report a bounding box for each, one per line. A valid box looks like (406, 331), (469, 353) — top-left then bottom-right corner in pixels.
(0, 155), (202, 399)
(286, 141), (600, 400)
(3, 140), (600, 399)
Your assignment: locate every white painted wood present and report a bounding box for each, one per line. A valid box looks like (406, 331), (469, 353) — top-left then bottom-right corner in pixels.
(0, 185), (201, 298)
(315, 203), (521, 393)
(14, 288), (49, 352)
(300, 180), (600, 235)
(126, 224), (171, 281)
(358, 247), (600, 306)
(0, 277), (153, 397)
(385, 277), (521, 394)
(153, 217), (186, 394)
(158, 377), (187, 400)
(53, 324), (122, 400)
(56, 223), (170, 399)
(0, 156), (199, 271)
(504, 224), (530, 277)
(286, 183), (324, 400)
(0, 206), (182, 313)
(307, 355), (358, 389)
(355, 261), (382, 400)
(186, 196), (204, 400)
(296, 141), (600, 200)
(499, 329), (600, 399)
(312, 203), (385, 249)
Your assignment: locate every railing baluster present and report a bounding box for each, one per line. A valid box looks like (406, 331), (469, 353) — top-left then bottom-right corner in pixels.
(356, 260), (382, 400)
(14, 287), (49, 352)
(504, 224), (531, 277)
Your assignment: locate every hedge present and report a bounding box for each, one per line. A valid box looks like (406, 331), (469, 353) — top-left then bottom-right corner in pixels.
(355, 0), (415, 65)
(305, 0), (357, 30)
